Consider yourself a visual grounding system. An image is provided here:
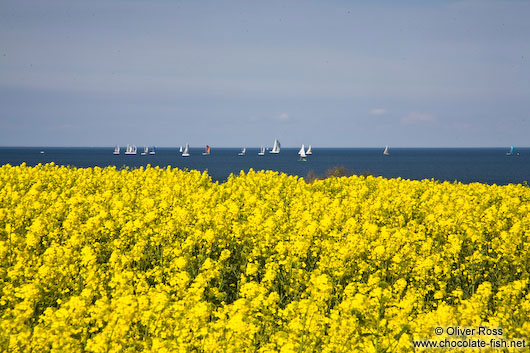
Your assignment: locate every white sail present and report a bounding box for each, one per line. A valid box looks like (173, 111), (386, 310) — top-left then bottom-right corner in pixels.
(179, 146), (183, 153)
(113, 145), (120, 155)
(149, 146), (156, 155)
(182, 143), (190, 157)
(125, 144), (137, 155)
(238, 147), (246, 156)
(298, 144), (306, 156)
(299, 144), (307, 159)
(258, 146), (265, 155)
(270, 139), (281, 154)
(141, 146), (148, 155)
(383, 145), (390, 155)
(306, 145), (312, 155)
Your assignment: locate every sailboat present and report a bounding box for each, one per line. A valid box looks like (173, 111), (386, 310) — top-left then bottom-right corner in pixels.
(238, 147), (246, 156)
(258, 146), (265, 156)
(141, 146), (149, 155)
(182, 144), (190, 157)
(306, 145), (312, 155)
(179, 146), (183, 153)
(202, 145), (211, 155)
(506, 146), (514, 156)
(383, 145), (390, 156)
(269, 139), (281, 154)
(149, 146), (156, 155)
(113, 145), (120, 155)
(125, 144), (137, 155)
(298, 144), (307, 161)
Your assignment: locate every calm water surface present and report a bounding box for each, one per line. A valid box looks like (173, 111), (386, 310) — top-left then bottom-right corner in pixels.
(1, 147), (529, 185)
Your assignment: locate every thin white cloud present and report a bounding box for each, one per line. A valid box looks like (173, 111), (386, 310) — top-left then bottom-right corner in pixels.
(276, 113), (290, 121)
(401, 112), (436, 124)
(370, 108), (387, 115)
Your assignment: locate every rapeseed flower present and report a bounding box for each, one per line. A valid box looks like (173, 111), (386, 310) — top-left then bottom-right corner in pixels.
(0, 164), (529, 352)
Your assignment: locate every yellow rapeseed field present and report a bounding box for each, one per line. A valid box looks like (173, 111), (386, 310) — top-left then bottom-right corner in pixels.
(1, 163), (529, 352)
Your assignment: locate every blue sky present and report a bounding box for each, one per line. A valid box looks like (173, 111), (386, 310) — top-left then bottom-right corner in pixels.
(1, 0), (529, 147)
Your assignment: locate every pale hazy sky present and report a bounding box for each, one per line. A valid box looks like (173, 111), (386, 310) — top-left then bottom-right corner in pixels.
(1, 0), (529, 147)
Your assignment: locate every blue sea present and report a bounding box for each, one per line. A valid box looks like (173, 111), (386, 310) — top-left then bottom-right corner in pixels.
(1, 147), (529, 185)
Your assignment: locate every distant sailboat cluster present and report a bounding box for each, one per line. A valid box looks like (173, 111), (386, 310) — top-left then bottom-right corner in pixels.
(113, 139), (315, 159)
(112, 141), (401, 159)
(297, 144), (312, 161)
(114, 145), (155, 155)
(179, 139), (284, 157)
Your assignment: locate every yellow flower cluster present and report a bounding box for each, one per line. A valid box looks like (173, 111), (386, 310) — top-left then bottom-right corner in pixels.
(1, 163), (529, 352)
